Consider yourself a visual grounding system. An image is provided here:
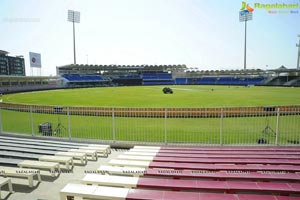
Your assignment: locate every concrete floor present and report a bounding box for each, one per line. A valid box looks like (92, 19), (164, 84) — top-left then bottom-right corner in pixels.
(3, 149), (124, 200)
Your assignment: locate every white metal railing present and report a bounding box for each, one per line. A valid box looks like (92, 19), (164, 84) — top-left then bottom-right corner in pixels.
(0, 103), (299, 146)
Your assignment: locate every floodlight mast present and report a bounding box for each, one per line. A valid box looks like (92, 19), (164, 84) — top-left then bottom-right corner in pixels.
(73, 18), (76, 64)
(68, 10), (80, 65)
(239, 11), (252, 71)
(244, 20), (247, 71)
(297, 35), (300, 70)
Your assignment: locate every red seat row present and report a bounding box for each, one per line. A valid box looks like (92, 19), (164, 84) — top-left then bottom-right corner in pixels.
(126, 189), (300, 200)
(144, 168), (300, 182)
(134, 177), (300, 195)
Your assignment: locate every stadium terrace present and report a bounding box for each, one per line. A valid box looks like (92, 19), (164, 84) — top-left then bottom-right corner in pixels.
(254, 3), (299, 10)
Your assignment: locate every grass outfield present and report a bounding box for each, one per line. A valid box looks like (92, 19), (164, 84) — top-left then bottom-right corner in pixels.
(2, 85), (300, 107)
(1, 85), (300, 145)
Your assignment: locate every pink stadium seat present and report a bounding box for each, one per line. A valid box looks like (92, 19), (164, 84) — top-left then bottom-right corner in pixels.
(198, 193), (238, 200)
(160, 147), (300, 152)
(237, 194), (277, 200)
(126, 189), (238, 200)
(134, 177), (300, 194)
(276, 197), (300, 200)
(152, 156), (300, 165)
(148, 161), (300, 172)
(126, 188), (165, 200)
(256, 182), (294, 193)
(125, 188), (300, 200)
(162, 191), (200, 200)
(156, 152), (300, 159)
(144, 169), (300, 182)
(123, 147), (300, 199)
(288, 183), (300, 191)
(157, 150), (300, 156)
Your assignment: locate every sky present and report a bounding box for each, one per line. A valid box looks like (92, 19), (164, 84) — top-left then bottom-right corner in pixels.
(0, 0), (299, 76)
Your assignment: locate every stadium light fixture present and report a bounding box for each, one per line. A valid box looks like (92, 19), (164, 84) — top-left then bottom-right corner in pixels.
(296, 35), (300, 70)
(68, 10), (80, 65)
(239, 10), (253, 70)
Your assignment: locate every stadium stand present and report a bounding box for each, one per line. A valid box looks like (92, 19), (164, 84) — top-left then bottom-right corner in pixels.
(284, 77), (300, 86)
(0, 145), (90, 164)
(174, 76), (266, 85)
(60, 183), (300, 200)
(1, 65), (299, 94)
(0, 75), (61, 94)
(265, 76), (291, 86)
(112, 74), (142, 86)
(125, 151), (300, 159)
(174, 77), (188, 84)
(117, 154), (300, 165)
(0, 136), (111, 163)
(142, 72), (175, 85)
(60, 145), (300, 200)
(133, 145), (300, 151)
(61, 74), (111, 87)
(108, 159), (300, 172)
(0, 137), (89, 149)
(0, 135), (112, 199)
(81, 174), (300, 195)
(53, 64), (300, 87)
(62, 74), (104, 81)
(0, 141), (71, 151)
(98, 165), (300, 182)
(0, 84), (61, 94)
(0, 136), (111, 153)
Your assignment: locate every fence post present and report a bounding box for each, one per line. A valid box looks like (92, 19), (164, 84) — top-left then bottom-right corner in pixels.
(112, 108), (116, 143)
(220, 108), (223, 145)
(30, 106), (34, 136)
(0, 108), (3, 134)
(164, 108), (167, 145)
(275, 107), (280, 145)
(67, 107), (71, 140)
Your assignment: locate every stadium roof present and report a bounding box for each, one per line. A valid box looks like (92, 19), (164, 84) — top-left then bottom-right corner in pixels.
(186, 69), (266, 76)
(0, 50), (9, 55)
(0, 75), (59, 81)
(57, 64), (187, 75)
(58, 64), (186, 69)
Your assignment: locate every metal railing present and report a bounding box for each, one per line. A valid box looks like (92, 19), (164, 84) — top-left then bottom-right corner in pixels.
(0, 102), (299, 146)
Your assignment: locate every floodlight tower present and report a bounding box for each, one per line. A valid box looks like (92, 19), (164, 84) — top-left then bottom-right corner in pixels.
(296, 35), (300, 70)
(239, 10), (253, 70)
(68, 10), (80, 65)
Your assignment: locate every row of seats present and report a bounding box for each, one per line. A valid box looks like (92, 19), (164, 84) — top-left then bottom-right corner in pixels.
(143, 80), (175, 85)
(142, 73), (172, 80)
(62, 74), (104, 82)
(175, 77), (265, 85)
(0, 135), (111, 199)
(118, 75), (141, 79)
(61, 73), (266, 86)
(142, 73), (174, 85)
(60, 145), (300, 199)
